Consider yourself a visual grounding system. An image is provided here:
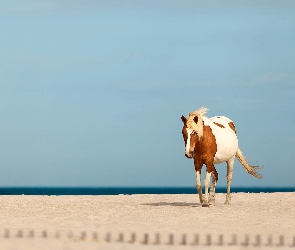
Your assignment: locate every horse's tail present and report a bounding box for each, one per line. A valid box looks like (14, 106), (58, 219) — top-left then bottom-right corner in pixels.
(235, 147), (262, 179)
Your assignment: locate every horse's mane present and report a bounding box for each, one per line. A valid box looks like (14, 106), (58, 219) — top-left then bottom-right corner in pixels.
(187, 107), (208, 139)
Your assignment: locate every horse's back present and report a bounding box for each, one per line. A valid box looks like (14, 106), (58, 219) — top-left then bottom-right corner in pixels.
(204, 116), (238, 164)
(210, 116), (232, 126)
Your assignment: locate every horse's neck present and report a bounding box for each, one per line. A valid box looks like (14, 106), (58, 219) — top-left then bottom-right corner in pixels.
(202, 116), (214, 127)
(196, 116), (213, 140)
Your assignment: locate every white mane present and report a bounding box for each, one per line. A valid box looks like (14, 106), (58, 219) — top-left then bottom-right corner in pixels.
(187, 107), (208, 139)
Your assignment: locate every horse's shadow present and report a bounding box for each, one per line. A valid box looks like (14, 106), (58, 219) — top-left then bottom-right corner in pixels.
(141, 202), (199, 207)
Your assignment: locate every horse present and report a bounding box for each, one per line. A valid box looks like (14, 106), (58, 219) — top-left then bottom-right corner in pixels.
(181, 107), (261, 207)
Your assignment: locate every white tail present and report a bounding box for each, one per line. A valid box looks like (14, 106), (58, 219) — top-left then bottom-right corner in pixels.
(236, 147), (262, 179)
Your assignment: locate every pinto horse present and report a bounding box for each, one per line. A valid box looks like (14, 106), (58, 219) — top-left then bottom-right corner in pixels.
(181, 107), (261, 207)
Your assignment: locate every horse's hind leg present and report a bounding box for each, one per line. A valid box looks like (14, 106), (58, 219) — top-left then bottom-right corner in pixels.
(225, 156), (235, 205)
(209, 173), (217, 205)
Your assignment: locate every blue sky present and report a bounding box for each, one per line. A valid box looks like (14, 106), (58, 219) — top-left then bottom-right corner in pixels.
(0, 1), (294, 187)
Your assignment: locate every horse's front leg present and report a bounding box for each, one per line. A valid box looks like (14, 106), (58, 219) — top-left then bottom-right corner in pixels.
(202, 170), (211, 207)
(195, 163), (211, 207)
(195, 169), (203, 205)
(194, 163), (204, 206)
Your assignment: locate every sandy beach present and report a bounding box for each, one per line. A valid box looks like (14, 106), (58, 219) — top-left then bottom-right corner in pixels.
(0, 192), (294, 249)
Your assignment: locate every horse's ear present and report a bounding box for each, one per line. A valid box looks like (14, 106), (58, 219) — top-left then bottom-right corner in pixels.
(193, 116), (198, 124)
(181, 115), (187, 124)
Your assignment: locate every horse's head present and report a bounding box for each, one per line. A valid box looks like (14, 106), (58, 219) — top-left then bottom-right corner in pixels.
(181, 115), (200, 159)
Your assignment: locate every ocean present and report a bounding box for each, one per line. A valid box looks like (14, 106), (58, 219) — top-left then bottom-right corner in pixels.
(0, 187), (294, 195)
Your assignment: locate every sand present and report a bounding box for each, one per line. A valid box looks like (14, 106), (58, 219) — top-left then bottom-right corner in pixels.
(0, 192), (294, 249)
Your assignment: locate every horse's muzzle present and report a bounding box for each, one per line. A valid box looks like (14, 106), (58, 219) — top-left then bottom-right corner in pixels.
(185, 151), (193, 158)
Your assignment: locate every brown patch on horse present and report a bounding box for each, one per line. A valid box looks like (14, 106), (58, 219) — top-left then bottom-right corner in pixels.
(228, 122), (236, 134)
(191, 125), (218, 181)
(213, 122), (225, 128)
(182, 126), (188, 145)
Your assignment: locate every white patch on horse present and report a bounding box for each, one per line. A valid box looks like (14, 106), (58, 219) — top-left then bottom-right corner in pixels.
(203, 116), (238, 164)
(185, 128), (193, 155)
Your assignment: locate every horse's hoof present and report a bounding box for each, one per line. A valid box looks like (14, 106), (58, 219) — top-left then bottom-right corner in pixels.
(209, 201), (215, 206)
(202, 203), (210, 207)
(224, 200), (231, 205)
(209, 198), (215, 205)
(224, 195), (231, 205)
